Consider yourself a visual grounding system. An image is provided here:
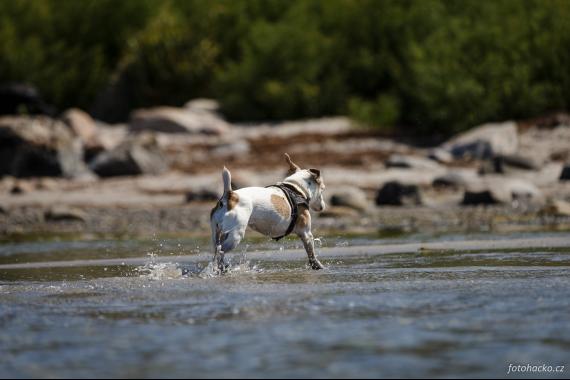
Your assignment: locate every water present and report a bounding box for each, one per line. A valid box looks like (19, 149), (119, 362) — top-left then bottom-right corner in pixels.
(1, 233), (569, 378)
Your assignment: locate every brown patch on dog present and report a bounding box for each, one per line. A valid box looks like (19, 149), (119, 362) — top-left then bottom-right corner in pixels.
(227, 191), (239, 210)
(271, 194), (290, 218)
(295, 207), (311, 229)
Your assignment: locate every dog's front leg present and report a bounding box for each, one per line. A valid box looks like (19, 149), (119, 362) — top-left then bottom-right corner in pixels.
(294, 208), (324, 270)
(298, 231), (324, 270)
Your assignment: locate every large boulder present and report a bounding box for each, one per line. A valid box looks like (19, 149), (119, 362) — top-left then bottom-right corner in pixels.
(129, 101), (230, 135)
(329, 186), (369, 211)
(376, 181), (422, 206)
(442, 121), (518, 160)
(89, 133), (168, 177)
(462, 176), (542, 206)
(518, 125), (570, 163)
(0, 116), (92, 179)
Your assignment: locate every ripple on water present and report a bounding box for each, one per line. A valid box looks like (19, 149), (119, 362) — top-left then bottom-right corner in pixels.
(1, 234), (570, 378)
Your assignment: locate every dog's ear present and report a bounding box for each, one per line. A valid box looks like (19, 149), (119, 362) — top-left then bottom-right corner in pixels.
(284, 153), (301, 175)
(309, 168), (321, 179)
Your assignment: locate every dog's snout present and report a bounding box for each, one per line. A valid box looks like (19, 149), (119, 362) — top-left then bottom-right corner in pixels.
(315, 202), (325, 212)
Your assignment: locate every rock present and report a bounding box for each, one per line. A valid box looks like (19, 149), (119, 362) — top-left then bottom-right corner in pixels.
(185, 189), (219, 203)
(492, 154), (544, 172)
(239, 117), (354, 140)
(518, 125), (570, 163)
(184, 98), (220, 114)
(433, 170), (479, 188)
(462, 177), (542, 206)
(561, 164), (570, 181)
(37, 177), (60, 191)
(61, 108), (100, 148)
(428, 148), (453, 164)
(89, 133), (168, 177)
(211, 140), (250, 158)
(329, 186), (369, 211)
(45, 206), (87, 222)
(376, 181), (422, 206)
(97, 124), (128, 151)
(442, 121), (518, 160)
(129, 105), (230, 135)
(525, 112), (570, 128)
(0, 116), (93, 178)
(0, 83), (56, 116)
(543, 199), (570, 216)
(320, 166), (443, 191)
(385, 154), (443, 171)
(10, 180), (35, 194)
(463, 189), (507, 205)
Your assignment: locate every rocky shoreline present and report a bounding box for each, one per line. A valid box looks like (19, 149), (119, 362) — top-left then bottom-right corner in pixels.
(1, 100), (570, 241)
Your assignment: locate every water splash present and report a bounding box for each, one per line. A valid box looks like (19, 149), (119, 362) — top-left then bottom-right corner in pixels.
(136, 261), (184, 280)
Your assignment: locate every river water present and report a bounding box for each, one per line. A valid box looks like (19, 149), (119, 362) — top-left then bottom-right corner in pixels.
(0, 233), (569, 378)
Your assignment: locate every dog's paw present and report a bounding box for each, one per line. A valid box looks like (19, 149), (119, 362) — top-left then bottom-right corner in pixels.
(309, 259), (324, 270)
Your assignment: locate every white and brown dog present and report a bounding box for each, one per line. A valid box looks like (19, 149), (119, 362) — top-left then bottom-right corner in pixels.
(210, 154), (326, 272)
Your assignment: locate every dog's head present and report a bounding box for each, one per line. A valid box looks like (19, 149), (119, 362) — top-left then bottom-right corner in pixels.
(283, 153), (326, 212)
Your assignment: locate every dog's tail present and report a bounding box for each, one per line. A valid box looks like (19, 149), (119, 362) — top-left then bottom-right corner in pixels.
(222, 166), (232, 195)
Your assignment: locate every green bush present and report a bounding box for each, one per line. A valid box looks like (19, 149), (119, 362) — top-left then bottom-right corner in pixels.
(0, 0), (569, 136)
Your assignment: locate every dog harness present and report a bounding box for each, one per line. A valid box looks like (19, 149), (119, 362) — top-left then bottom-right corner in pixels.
(266, 182), (310, 241)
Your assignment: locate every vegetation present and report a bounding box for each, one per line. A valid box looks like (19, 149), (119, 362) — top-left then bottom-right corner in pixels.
(1, 0), (569, 135)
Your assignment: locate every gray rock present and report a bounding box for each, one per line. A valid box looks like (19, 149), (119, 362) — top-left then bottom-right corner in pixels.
(129, 106), (230, 135)
(0, 116), (93, 179)
(442, 121), (518, 160)
(211, 140), (250, 158)
(492, 154), (544, 173)
(376, 181), (422, 206)
(62, 108), (100, 148)
(89, 133), (168, 177)
(385, 154), (443, 171)
(329, 186), (369, 211)
(428, 148), (453, 164)
(433, 170), (479, 188)
(462, 177), (542, 206)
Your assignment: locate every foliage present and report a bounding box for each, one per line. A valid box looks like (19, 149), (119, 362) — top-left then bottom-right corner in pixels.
(1, 0), (569, 135)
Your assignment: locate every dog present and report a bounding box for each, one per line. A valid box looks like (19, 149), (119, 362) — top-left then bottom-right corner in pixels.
(210, 153), (326, 272)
